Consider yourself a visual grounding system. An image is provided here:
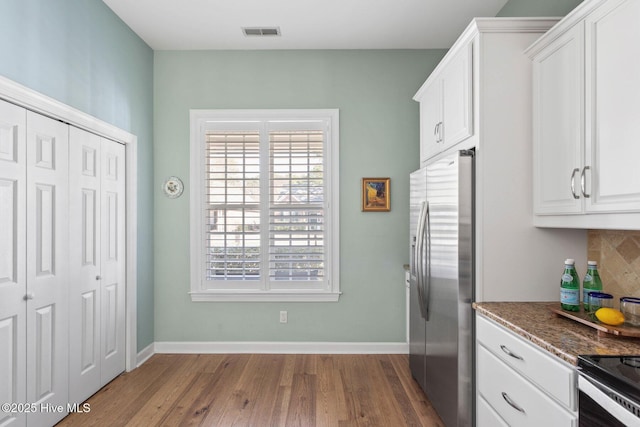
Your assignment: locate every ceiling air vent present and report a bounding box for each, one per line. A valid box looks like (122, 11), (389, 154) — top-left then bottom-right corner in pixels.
(242, 27), (281, 37)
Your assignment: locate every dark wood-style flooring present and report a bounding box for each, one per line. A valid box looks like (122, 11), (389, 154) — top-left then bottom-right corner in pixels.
(56, 353), (445, 426)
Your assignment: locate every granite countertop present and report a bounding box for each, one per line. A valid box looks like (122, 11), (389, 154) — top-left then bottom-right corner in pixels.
(474, 301), (640, 365)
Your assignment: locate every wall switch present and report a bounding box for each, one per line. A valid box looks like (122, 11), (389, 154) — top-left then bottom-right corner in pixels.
(279, 311), (288, 323)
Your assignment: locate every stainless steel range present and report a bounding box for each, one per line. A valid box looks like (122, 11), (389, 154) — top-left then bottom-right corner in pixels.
(578, 355), (640, 426)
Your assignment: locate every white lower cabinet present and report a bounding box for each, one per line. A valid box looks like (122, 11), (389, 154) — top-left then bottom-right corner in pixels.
(476, 315), (578, 426)
(477, 393), (509, 427)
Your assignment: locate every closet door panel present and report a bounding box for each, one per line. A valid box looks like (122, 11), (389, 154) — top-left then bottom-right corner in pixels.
(100, 139), (126, 385)
(0, 100), (26, 427)
(25, 111), (69, 426)
(69, 127), (102, 404)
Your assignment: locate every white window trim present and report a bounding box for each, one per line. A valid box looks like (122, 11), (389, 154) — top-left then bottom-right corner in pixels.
(189, 109), (340, 302)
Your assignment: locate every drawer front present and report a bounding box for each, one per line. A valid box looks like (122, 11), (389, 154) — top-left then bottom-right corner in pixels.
(477, 395), (509, 427)
(476, 315), (576, 410)
(477, 345), (577, 427)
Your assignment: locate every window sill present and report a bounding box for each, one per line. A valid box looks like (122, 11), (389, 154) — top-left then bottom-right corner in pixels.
(189, 291), (341, 302)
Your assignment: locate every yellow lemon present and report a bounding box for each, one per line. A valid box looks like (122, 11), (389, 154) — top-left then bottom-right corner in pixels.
(595, 308), (625, 326)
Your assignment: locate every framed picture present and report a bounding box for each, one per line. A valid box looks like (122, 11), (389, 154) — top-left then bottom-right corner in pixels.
(362, 177), (390, 212)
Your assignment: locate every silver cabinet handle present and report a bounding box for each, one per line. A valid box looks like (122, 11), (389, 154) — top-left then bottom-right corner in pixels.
(570, 168), (580, 199)
(96, 275), (102, 280)
(434, 123), (439, 142)
(438, 121), (443, 143)
(24, 292), (35, 300)
(500, 344), (524, 361)
(502, 392), (526, 413)
(581, 166), (591, 198)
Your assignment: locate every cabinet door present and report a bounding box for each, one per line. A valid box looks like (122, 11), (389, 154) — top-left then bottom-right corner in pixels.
(0, 100), (27, 427)
(69, 127), (102, 403)
(419, 79), (442, 163)
(477, 345), (577, 427)
(25, 111), (69, 426)
(477, 395), (509, 427)
(584, 0), (640, 213)
(532, 23), (585, 215)
(441, 42), (473, 150)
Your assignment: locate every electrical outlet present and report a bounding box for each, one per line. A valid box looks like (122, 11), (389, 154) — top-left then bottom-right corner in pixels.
(279, 311), (288, 323)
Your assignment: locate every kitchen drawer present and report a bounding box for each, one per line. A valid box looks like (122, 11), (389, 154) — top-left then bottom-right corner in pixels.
(477, 345), (577, 426)
(477, 395), (508, 427)
(476, 315), (576, 410)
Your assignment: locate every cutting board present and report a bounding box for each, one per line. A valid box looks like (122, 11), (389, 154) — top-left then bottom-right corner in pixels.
(548, 303), (640, 338)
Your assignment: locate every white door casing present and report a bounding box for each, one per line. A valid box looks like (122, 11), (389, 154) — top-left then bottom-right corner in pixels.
(0, 75), (138, 373)
(25, 111), (70, 426)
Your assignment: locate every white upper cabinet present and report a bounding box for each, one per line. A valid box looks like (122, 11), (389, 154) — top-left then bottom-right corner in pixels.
(415, 41), (473, 162)
(584, 0), (640, 213)
(528, 0), (640, 229)
(532, 23), (584, 215)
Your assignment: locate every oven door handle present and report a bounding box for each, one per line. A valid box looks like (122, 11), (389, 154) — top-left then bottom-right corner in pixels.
(578, 374), (640, 426)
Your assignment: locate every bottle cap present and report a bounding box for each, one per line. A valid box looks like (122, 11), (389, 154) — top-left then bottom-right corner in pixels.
(564, 259), (575, 265)
(587, 260), (598, 266)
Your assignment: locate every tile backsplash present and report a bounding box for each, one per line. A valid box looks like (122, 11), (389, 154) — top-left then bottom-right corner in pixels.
(588, 230), (640, 301)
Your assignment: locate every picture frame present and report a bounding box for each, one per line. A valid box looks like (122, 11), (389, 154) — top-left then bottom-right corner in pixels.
(362, 177), (390, 212)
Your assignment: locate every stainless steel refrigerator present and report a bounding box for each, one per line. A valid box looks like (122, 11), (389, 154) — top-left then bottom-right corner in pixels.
(409, 150), (474, 427)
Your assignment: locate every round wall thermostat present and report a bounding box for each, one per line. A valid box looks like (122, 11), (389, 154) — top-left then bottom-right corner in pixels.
(162, 176), (184, 198)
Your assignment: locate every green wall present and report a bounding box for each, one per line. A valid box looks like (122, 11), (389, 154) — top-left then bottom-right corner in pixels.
(498, 0), (583, 16)
(0, 0), (585, 349)
(153, 0), (586, 345)
(0, 0), (155, 351)
(154, 50), (445, 342)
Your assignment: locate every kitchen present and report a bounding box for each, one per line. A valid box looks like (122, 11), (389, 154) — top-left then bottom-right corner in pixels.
(1, 0), (639, 425)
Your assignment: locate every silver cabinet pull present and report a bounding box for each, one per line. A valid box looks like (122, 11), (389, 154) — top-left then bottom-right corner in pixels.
(570, 168), (580, 199)
(435, 123), (442, 143)
(434, 123), (439, 142)
(581, 166), (591, 198)
(438, 121), (443, 143)
(500, 344), (524, 361)
(24, 292), (35, 300)
(96, 275), (102, 280)
(502, 392), (526, 413)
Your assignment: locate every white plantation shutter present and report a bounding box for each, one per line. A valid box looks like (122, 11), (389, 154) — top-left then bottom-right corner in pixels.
(205, 131), (261, 281)
(269, 130), (324, 282)
(190, 109), (339, 301)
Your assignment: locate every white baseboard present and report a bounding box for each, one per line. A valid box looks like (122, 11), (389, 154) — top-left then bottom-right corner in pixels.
(154, 341), (409, 355)
(136, 342), (155, 368)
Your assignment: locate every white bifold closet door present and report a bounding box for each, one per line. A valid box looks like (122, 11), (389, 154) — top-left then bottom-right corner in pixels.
(25, 111), (70, 427)
(0, 101), (70, 427)
(68, 127), (126, 404)
(0, 100), (28, 427)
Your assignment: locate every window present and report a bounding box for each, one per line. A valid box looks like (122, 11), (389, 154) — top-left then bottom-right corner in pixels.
(190, 109), (340, 301)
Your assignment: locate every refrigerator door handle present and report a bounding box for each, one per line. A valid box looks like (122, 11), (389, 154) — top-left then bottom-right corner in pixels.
(413, 201), (425, 278)
(422, 201), (431, 321)
(416, 201), (428, 320)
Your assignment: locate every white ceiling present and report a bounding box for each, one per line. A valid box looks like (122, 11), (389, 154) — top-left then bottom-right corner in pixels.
(102, 0), (510, 50)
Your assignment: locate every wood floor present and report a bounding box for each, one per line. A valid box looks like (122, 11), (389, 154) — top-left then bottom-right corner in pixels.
(56, 353), (445, 427)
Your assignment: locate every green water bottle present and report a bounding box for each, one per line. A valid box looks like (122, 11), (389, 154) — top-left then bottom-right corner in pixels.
(583, 261), (603, 311)
(560, 259), (580, 312)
